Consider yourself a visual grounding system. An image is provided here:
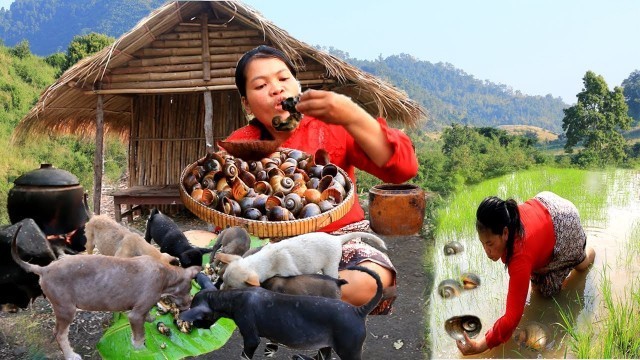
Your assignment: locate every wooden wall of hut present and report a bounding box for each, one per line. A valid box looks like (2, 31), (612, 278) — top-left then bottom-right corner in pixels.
(129, 91), (245, 187)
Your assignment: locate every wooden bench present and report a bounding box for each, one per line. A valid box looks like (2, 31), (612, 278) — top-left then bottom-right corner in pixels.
(111, 185), (182, 222)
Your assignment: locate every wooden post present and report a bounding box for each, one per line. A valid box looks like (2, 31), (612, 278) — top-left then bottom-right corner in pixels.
(93, 94), (105, 214)
(201, 13), (211, 81)
(204, 90), (214, 154)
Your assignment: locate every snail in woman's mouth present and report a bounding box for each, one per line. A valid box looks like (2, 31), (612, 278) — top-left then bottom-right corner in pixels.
(272, 96), (302, 131)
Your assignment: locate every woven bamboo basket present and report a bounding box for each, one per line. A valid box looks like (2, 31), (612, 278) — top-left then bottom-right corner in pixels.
(180, 154), (355, 238)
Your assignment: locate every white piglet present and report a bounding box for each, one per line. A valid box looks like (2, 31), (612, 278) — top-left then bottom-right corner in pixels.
(215, 231), (386, 289)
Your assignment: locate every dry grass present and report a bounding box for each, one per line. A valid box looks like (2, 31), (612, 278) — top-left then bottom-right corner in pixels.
(498, 125), (559, 142)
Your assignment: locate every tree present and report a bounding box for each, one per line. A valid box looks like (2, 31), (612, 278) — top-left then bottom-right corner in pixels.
(622, 70), (640, 124)
(562, 71), (632, 167)
(59, 32), (115, 75)
(9, 40), (31, 59)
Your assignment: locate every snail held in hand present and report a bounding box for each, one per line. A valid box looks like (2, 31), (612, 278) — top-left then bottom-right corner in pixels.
(272, 96), (302, 132)
(445, 315), (482, 341)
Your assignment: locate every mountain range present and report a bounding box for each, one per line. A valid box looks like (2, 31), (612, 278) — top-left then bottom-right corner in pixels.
(0, 0), (568, 132)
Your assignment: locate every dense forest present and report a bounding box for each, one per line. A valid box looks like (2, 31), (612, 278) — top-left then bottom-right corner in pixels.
(0, 0), (569, 132)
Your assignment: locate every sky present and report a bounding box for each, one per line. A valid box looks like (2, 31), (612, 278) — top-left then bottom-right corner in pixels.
(1, 0), (638, 104)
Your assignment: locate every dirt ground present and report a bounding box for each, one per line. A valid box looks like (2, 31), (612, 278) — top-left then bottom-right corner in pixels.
(0, 191), (435, 360)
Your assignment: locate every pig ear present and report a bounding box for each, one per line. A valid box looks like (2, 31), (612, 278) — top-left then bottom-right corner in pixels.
(214, 253), (241, 264)
(245, 272), (260, 287)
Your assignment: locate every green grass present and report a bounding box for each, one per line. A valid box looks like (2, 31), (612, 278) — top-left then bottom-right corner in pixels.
(434, 167), (613, 244)
(558, 267), (640, 358)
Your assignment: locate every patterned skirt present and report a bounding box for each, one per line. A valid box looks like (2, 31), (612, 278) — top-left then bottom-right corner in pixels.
(332, 220), (397, 315)
(530, 191), (587, 297)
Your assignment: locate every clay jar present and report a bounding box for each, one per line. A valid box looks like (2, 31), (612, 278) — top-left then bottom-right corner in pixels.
(368, 183), (426, 236)
(7, 164), (90, 236)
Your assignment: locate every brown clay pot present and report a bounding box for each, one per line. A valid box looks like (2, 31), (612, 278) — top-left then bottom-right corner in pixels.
(368, 183), (426, 236)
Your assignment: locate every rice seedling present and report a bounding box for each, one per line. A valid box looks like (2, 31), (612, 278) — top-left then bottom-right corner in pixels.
(558, 267), (640, 358)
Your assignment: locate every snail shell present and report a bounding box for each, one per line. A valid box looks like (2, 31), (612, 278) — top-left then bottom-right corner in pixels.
(183, 173), (199, 192)
(267, 205), (293, 221)
(176, 319), (192, 334)
(199, 188), (216, 207)
(443, 241), (464, 255)
(156, 297), (174, 315)
(444, 315), (482, 341)
(202, 158), (221, 173)
(243, 207), (263, 220)
(252, 194), (268, 213)
(283, 193), (304, 216)
(231, 177), (250, 201)
(299, 203), (322, 218)
(313, 148), (331, 166)
(461, 273), (481, 289)
(512, 321), (550, 351)
(437, 279), (462, 298)
(157, 322), (171, 336)
(317, 200), (334, 213)
(303, 188), (322, 204)
(191, 188), (204, 203)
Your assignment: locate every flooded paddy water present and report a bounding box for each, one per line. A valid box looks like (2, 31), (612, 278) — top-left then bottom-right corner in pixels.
(429, 168), (640, 358)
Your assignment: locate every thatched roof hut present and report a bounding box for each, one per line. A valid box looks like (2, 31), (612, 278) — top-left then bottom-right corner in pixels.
(14, 0), (425, 215)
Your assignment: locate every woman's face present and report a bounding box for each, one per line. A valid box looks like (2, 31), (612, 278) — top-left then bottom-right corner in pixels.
(477, 227), (508, 262)
(241, 57), (301, 132)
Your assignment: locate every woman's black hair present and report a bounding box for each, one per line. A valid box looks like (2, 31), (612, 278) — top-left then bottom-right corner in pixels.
(234, 45), (297, 98)
(476, 196), (523, 267)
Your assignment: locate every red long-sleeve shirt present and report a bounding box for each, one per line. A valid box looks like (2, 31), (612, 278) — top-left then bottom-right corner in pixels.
(223, 116), (418, 232)
(484, 198), (556, 349)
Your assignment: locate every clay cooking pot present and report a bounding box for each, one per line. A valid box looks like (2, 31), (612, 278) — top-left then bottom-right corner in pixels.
(7, 164), (90, 237)
(368, 183), (426, 236)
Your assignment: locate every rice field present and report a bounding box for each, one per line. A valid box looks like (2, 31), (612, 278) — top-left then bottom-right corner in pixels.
(427, 167), (640, 358)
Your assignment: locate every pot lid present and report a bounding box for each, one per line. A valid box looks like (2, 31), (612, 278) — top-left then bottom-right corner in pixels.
(13, 164), (80, 186)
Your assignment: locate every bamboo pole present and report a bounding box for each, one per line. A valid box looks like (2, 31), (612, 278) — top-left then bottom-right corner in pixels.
(128, 96), (135, 187)
(201, 14), (211, 81)
(86, 85), (238, 95)
(109, 61), (236, 75)
(93, 94), (104, 214)
(178, 22), (242, 29)
(156, 29), (260, 40)
(103, 77), (236, 90)
(132, 45), (256, 57)
(85, 79), (335, 95)
(204, 91), (214, 155)
(105, 71), (327, 89)
(126, 53), (242, 67)
(108, 68), (235, 83)
(150, 37), (262, 48)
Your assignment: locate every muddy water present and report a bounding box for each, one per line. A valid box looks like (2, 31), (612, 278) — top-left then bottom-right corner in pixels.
(429, 170), (640, 359)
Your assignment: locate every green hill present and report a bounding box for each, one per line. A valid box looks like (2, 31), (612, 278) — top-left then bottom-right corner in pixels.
(0, 0), (165, 55)
(344, 53), (567, 132)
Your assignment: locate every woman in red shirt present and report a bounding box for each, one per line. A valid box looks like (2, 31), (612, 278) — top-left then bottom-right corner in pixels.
(457, 191), (596, 354)
(224, 46), (419, 314)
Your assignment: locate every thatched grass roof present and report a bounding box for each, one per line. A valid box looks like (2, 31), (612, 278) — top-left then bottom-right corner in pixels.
(14, 1), (425, 142)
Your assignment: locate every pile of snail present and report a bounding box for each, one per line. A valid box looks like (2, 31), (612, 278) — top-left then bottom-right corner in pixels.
(182, 148), (351, 222)
(156, 296), (192, 334)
